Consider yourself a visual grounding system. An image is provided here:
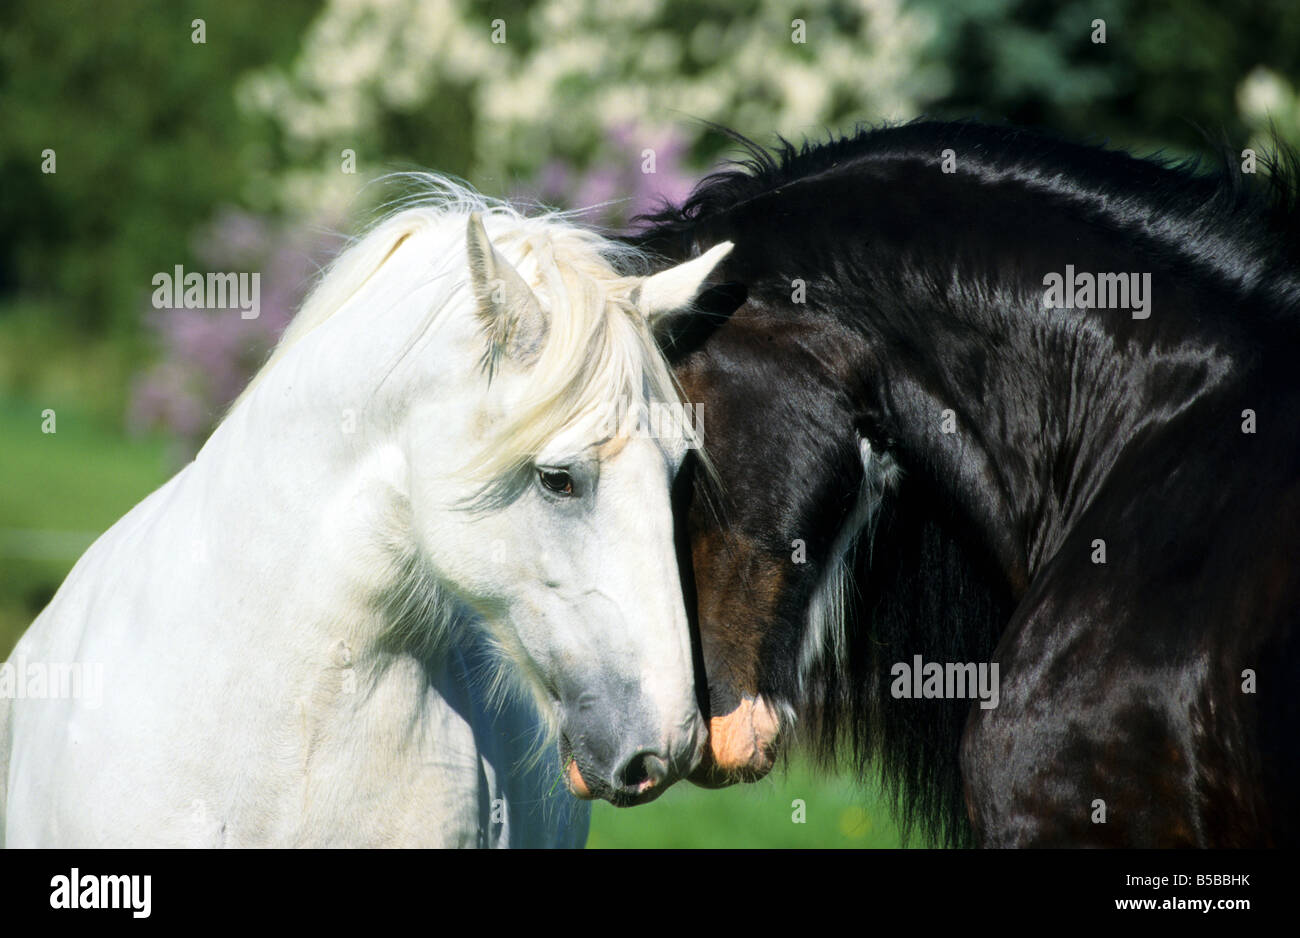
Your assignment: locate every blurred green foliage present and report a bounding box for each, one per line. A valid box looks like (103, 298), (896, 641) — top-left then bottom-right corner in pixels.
(0, 0), (318, 338)
(923, 0), (1300, 152)
(2, 0), (1297, 347)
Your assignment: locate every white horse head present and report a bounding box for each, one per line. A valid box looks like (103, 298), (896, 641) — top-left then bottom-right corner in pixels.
(235, 180), (733, 804)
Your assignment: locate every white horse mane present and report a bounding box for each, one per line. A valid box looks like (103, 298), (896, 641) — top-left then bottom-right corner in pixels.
(231, 175), (683, 498)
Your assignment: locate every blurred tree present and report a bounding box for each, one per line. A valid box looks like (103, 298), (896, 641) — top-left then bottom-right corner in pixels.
(0, 0), (320, 334)
(916, 0), (1300, 155)
(234, 0), (941, 219)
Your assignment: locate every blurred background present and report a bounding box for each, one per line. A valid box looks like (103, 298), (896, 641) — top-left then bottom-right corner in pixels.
(2, 0), (1297, 847)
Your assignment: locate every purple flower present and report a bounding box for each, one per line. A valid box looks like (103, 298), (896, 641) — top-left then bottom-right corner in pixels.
(129, 209), (339, 456)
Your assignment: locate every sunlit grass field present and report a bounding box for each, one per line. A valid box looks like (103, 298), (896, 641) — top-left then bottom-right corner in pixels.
(588, 760), (910, 848)
(0, 394), (172, 657)
(0, 389), (913, 847)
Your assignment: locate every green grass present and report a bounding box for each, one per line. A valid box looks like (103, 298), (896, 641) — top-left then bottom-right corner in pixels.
(587, 758), (914, 848)
(0, 392), (173, 657)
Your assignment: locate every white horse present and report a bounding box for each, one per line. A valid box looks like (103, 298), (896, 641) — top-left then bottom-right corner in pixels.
(0, 181), (733, 847)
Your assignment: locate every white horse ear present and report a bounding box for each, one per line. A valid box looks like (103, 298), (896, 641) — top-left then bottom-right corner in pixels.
(634, 241), (734, 323)
(466, 212), (546, 374)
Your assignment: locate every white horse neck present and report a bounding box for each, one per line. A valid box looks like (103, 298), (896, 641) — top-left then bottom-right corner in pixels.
(185, 226), (462, 656)
(4, 214), (584, 846)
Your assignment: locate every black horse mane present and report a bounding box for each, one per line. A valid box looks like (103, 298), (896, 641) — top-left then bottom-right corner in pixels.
(641, 118), (1300, 322)
(638, 119), (1300, 847)
(829, 462), (1014, 848)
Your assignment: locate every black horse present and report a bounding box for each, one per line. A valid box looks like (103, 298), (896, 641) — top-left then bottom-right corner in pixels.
(634, 120), (1300, 847)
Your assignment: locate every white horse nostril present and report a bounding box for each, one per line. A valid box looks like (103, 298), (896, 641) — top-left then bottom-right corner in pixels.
(619, 751), (669, 792)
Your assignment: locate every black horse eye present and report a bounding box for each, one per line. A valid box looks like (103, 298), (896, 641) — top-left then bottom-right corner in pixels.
(538, 468), (574, 497)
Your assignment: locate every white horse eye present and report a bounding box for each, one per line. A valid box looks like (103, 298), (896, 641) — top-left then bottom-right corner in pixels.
(538, 468), (575, 497)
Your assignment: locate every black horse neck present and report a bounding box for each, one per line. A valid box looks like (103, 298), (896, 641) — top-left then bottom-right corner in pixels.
(653, 121), (1300, 597)
(640, 121), (1300, 845)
